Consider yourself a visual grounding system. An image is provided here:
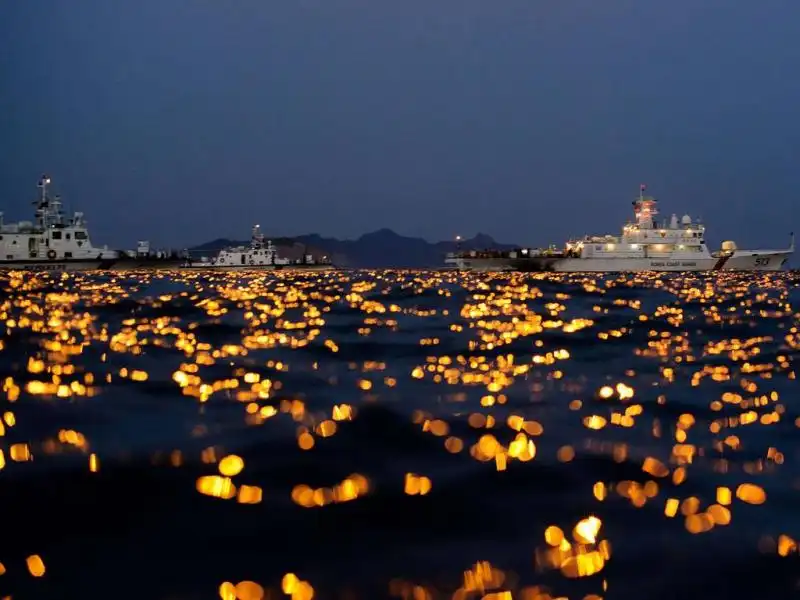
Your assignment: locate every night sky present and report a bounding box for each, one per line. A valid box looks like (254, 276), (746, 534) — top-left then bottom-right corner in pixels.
(3, 0), (799, 250)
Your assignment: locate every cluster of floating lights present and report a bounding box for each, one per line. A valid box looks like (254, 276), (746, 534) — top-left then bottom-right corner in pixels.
(0, 268), (798, 598)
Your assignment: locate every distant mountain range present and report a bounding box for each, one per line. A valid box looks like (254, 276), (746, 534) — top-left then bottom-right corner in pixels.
(190, 228), (519, 268)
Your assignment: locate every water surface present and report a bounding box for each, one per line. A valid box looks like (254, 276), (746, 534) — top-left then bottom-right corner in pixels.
(1, 269), (799, 599)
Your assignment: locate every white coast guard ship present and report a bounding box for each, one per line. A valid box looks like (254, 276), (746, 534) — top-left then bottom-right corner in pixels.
(445, 186), (794, 272)
(0, 175), (187, 271)
(183, 225), (333, 270)
(0, 175), (120, 271)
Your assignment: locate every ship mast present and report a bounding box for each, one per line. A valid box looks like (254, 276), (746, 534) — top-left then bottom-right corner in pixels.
(34, 175), (50, 229)
(251, 224), (265, 249)
(632, 184), (658, 229)
(33, 175), (65, 229)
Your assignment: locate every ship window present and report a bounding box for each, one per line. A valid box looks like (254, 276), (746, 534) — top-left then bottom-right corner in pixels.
(66, 233), (71, 240)
(52, 231), (62, 240)
(64, 252), (73, 258)
(75, 231), (87, 240)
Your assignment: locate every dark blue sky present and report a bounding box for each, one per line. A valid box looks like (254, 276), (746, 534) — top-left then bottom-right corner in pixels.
(3, 0), (799, 250)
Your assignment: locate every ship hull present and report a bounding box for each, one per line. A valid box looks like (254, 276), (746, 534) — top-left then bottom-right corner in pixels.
(180, 264), (336, 272)
(448, 251), (792, 273)
(103, 258), (186, 271)
(442, 257), (517, 272)
(0, 258), (186, 272)
(0, 259), (116, 272)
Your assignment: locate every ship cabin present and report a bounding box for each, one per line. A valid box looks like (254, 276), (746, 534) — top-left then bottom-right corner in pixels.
(566, 196), (713, 260)
(0, 176), (117, 262)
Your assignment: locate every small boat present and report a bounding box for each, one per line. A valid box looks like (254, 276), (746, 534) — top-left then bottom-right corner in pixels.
(0, 175), (184, 271)
(182, 225), (334, 271)
(445, 185), (794, 272)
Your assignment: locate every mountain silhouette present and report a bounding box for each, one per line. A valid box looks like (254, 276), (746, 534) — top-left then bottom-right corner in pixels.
(190, 229), (518, 268)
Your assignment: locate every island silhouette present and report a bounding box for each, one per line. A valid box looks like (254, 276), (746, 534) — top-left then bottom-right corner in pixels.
(190, 229), (519, 268)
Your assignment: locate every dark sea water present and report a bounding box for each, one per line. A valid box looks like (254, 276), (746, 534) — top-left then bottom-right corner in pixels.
(1, 269), (800, 600)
